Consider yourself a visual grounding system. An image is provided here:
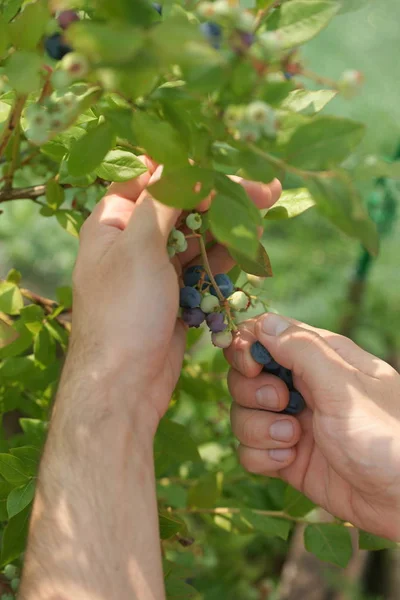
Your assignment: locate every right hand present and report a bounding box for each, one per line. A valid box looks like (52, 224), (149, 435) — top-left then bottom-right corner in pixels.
(225, 313), (400, 540)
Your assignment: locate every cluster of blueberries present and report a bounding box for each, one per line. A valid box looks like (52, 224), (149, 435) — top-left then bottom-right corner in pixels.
(251, 342), (305, 416)
(45, 10), (78, 60)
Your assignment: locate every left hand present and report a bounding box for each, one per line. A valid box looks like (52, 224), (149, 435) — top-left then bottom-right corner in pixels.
(70, 157), (281, 432)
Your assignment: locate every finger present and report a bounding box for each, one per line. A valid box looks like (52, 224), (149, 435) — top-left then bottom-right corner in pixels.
(224, 318), (262, 378)
(198, 177), (282, 212)
(238, 444), (297, 476)
(254, 313), (356, 409)
(231, 403), (301, 450)
(228, 367), (289, 412)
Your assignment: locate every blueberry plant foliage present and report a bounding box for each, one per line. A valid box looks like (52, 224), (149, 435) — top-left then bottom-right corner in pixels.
(0, 0), (399, 597)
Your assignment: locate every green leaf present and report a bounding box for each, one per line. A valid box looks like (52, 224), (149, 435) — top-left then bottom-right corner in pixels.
(7, 479), (35, 519)
(0, 505), (31, 566)
(68, 122), (114, 177)
(66, 21), (143, 64)
(354, 156), (400, 181)
(159, 512), (185, 540)
(19, 419), (48, 446)
(230, 242), (273, 277)
(304, 523), (353, 567)
(265, 188), (315, 220)
(19, 305), (45, 335)
(0, 15), (9, 58)
(95, 149), (148, 182)
(149, 166), (215, 209)
(338, 0), (373, 13)
(34, 326), (56, 366)
(56, 286), (73, 309)
(5, 51), (42, 95)
(154, 418), (201, 477)
(0, 282), (24, 315)
(271, 0), (340, 49)
(282, 89), (337, 114)
(93, 0), (157, 26)
(235, 148), (278, 184)
(6, 268), (21, 285)
(55, 210), (85, 238)
(0, 455), (30, 485)
(187, 473), (218, 509)
(0, 0), (22, 23)
(46, 179), (65, 210)
(165, 577), (198, 599)
(285, 116), (365, 170)
(306, 172), (379, 255)
(132, 111), (187, 167)
(0, 481), (14, 501)
(0, 320), (33, 359)
(10, 447), (41, 477)
(9, 0), (49, 51)
(284, 486), (316, 517)
(358, 531), (397, 551)
(240, 509), (292, 541)
(209, 175), (261, 259)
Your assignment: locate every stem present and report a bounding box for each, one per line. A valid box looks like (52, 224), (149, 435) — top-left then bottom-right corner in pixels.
(0, 96), (27, 161)
(3, 120), (22, 191)
(300, 68), (338, 90)
(0, 183), (71, 204)
(199, 235), (225, 304)
(247, 143), (335, 180)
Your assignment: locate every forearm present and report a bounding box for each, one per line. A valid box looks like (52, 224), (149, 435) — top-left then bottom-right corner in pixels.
(19, 351), (165, 600)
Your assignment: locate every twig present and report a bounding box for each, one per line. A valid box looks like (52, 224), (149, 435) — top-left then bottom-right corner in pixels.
(0, 183), (71, 203)
(0, 96), (27, 161)
(300, 68), (338, 90)
(246, 143), (335, 180)
(2, 119), (22, 191)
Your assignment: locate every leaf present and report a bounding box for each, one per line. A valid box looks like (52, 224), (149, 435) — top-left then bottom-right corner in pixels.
(284, 486), (316, 517)
(358, 531), (397, 551)
(56, 286), (73, 309)
(95, 149), (148, 182)
(0, 15), (9, 58)
(19, 305), (45, 335)
(55, 210), (85, 238)
(154, 418), (202, 477)
(209, 174), (262, 259)
(187, 473), (218, 509)
(9, 0), (49, 51)
(149, 166), (215, 209)
(6, 268), (21, 284)
(0, 282), (24, 315)
(0, 505), (31, 566)
(306, 172), (379, 255)
(10, 447), (41, 477)
(354, 156), (400, 181)
(230, 242), (273, 277)
(5, 51), (42, 95)
(132, 111), (187, 167)
(66, 21), (143, 64)
(282, 89), (337, 114)
(304, 523), (353, 567)
(0, 481), (14, 501)
(46, 179), (65, 210)
(7, 479), (35, 519)
(0, 320), (33, 359)
(0, 455), (30, 485)
(1, 0), (22, 23)
(159, 512), (186, 540)
(34, 325), (56, 366)
(265, 188), (315, 220)
(285, 116), (365, 170)
(271, 0), (340, 49)
(165, 577), (198, 599)
(19, 419), (48, 446)
(338, 0), (373, 13)
(68, 122), (114, 177)
(240, 509), (292, 541)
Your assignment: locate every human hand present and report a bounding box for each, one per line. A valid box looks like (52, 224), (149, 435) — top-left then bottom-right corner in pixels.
(70, 158), (282, 432)
(225, 313), (400, 540)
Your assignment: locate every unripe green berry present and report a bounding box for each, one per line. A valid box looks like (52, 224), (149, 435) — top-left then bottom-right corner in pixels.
(200, 294), (220, 313)
(246, 274), (265, 288)
(237, 121), (260, 143)
(4, 564), (18, 580)
(10, 578), (20, 592)
(167, 246), (176, 258)
(212, 330), (233, 349)
(51, 69), (73, 90)
(60, 52), (89, 79)
(186, 213), (202, 231)
(176, 237), (188, 253)
(1, 593), (14, 600)
(236, 11), (255, 33)
(197, 2), (215, 18)
(245, 101), (274, 126)
(27, 126), (49, 146)
(228, 290), (248, 311)
(338, 69), (364, 99)
(259, 31), (284, 56)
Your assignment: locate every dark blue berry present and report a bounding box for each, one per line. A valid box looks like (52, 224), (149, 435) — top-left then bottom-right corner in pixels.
(179, 286), (202, 309)
(210, 274), (234, 298)
(250, 341), (273, 366)
(183, 265), (209, 288)
(206, 312), (227, 334)
(263, 359), (281, 372)
(278, 366), (294, 390)
(200, 22), (222, 48)
(182, 308), (206, 328)
(239, 32), (255, 47)
(152, 3), (162, 14)
(281, 391), (305, 416)
(284, 72), (294, 80)
(45, 34), (72, 60)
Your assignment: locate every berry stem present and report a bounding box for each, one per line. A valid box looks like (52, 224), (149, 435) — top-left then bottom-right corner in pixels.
(300, 68), (338, 90)
(2, 119), (22, 191)
(199, 235), (225, 304)
(0, 95), (27, 162)
(185, 233), (202, 240)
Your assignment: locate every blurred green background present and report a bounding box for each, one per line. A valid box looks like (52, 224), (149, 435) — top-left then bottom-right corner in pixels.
(1, 0), (399, 361)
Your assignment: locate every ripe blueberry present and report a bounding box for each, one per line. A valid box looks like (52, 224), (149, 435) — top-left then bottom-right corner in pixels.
(281, 391), (305, 416)
(179, 286), (202, 309)
(263, 359), (281, 373)
(200, 22), (222, 48)
(45, 34), (72, 60)
(183, 265), (208, 288)
(278, 366), (293, 390)
(250, 341), (273, 366)
(210, 273), (234, 298)
(182, 308), (206, 328)
(206, 312), (227, 333)
(212, 330), (233, 349)
(200, 294), (220, 313)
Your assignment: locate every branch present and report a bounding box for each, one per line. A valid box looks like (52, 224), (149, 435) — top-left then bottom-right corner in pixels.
(0, 96), (27, 161)
(0, 184), (48, 203)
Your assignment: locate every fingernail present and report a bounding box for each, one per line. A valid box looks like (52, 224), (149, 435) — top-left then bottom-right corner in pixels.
(268, 448), (293, 462)
(269, 420), (294, 442)
(256, 385), (279, 410)
(261, 314), (290, 336)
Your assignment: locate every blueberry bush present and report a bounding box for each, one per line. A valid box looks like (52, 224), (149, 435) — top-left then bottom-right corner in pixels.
(0, 0), (399, 597)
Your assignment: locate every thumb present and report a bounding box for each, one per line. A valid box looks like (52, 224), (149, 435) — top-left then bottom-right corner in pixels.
(254, 313), (355, 410)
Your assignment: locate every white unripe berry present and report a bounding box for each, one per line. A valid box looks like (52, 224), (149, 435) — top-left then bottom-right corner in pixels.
(212, 330), (233, 349)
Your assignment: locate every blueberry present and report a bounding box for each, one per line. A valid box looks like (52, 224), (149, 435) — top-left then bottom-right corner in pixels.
(210, 273), (234, 298)
(281, 391), (305, 416)
(152, 2), (162, 14)
(200, 22), (222, 49)
(212, 330), (233, 349)
(45, 34), (72, 60)
(179, 286), (202, 309)
(239, 32), (255, 48)
(57, 10), (79, 30)
(278, 366), (293, 390)
(183, 265), (209, 288)
(250, 341), (273, 365)
(263, 360), (281, 372)
(206, 312), (227, 333)
(182, 308), (206, 328)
